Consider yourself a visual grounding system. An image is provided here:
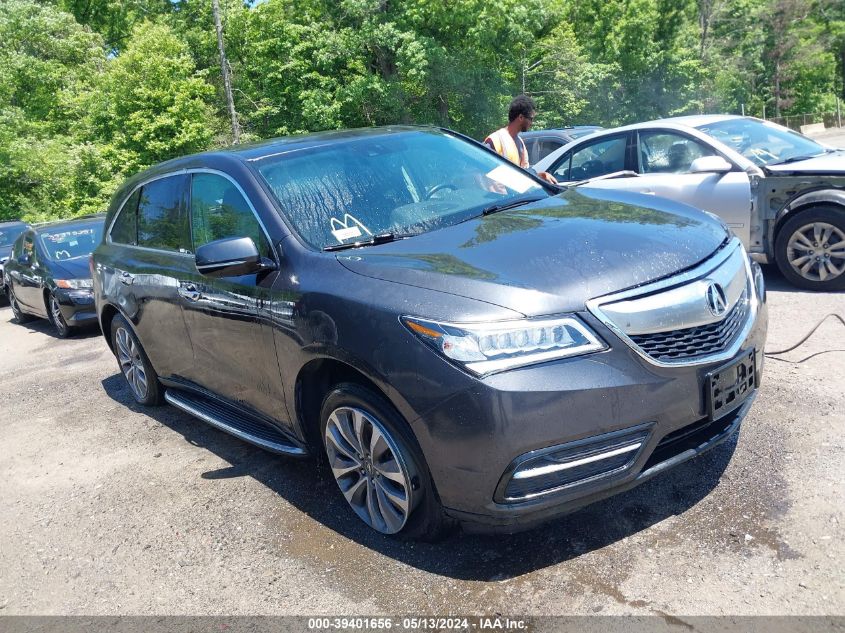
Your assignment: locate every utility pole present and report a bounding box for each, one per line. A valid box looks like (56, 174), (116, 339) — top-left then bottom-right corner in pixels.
(213, 0), (240, 144)
(521, 58), (543, 95)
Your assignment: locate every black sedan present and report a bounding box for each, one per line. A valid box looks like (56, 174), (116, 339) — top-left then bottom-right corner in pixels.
(0, 220), (30, 300)
(5, 215), (105, 337)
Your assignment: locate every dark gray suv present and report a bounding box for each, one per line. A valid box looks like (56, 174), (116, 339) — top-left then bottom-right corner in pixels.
(92, 127), (768, 538)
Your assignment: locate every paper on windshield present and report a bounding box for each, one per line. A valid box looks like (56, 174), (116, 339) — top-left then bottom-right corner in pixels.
(485, 165), (535, 194)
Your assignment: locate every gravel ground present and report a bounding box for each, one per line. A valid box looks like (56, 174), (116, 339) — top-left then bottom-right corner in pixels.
(0, 265), (843, 616)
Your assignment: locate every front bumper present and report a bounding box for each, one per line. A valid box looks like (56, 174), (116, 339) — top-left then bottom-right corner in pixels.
(54, 288), (98, 325)
(402, 287), (768, 533)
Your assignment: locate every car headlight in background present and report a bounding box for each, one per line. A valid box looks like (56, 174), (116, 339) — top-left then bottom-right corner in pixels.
(402, 315), (606, 376)
(55, 278), (94, 290)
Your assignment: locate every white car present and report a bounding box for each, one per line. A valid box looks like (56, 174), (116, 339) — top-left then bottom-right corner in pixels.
(535, 115), (845, 290)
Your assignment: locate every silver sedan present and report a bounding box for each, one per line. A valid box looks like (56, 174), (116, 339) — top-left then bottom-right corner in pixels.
(535, 115), (845, 291)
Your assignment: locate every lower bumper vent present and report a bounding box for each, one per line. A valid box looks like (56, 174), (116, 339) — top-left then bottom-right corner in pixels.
(499, 425), (651, 502)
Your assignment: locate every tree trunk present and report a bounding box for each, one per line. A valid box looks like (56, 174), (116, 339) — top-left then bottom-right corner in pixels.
(213, 0), (240, 145)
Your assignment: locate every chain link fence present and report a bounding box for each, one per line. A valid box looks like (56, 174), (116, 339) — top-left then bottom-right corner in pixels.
(766, 111), (843, 132)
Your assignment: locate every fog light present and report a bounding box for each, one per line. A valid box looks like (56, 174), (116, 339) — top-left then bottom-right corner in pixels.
(751, 261), (766, 303)
(498, 424), (652, 502)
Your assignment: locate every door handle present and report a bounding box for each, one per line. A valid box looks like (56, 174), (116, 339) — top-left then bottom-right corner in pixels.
(119, 271), (134, 285)
(178, 283), (201, 302)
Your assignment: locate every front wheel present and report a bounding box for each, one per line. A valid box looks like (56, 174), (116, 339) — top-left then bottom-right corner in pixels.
(774, 206), (845, 291)
(48, 292), (72, 338)
(320, 383), (454, 540)
(8, 286), (33, 324)
(111, 314), (163, 406)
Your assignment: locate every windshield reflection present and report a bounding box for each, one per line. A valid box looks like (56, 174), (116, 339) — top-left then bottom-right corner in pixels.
(696, 118), (826, 167)
(255, 130), (547, 250)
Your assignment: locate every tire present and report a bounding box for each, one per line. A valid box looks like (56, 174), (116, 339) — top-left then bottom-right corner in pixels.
(774, 206), (845, 291)
(8, 285), (34, 324)
(110, 314), (163, 406)
(319, 382), (455, 540)
(47, 292), (73, 338)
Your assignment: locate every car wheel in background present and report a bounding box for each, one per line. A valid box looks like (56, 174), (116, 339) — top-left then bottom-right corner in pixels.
(110, 314), (163, 406)
(47, 292), (72, 338)
(320, 382), (454, 540)
(8, 286), (33, 324)
(775, 206), (845, 291)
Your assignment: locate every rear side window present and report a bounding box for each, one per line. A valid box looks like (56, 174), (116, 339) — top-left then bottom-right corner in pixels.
(190, 173), (272, 259)
(522, 137), (538, 164)
(536, 139), (563, 162)
(137, 176), (190, 252)
(110, 189), (140, 245)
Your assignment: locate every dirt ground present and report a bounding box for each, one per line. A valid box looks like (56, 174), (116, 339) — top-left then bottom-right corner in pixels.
(0, 265), (842, 616)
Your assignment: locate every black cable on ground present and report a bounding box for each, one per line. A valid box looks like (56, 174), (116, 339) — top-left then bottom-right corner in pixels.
(764, 313), (845, 364)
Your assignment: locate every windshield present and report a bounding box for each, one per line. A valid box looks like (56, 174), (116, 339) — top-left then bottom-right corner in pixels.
(0, 225), (27, 248)
(255, 130), (546, 250)
(39, 220), (104, 260)
(696, 118), (826, 167)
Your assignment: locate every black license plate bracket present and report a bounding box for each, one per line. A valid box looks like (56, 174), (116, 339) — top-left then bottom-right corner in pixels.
(706, 350), (757, 421)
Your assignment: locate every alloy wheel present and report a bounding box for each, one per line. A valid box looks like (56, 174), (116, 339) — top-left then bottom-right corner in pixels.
(115, 326), (148, 400)
(324, 406), (414, 534)
(50, 295), (69, 336)
(786, 222), (845, 283)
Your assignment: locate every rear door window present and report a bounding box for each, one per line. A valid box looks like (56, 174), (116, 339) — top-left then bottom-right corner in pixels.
(137, 175), (190, 252)
(536, 139), (564, 162)
(190, 173), (272, 259)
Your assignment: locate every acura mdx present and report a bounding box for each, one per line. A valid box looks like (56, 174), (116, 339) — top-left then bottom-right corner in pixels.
(92, 127), (768, 538)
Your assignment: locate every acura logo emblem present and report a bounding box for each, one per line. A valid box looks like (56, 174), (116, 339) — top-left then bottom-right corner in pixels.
(705, 282), (728, 317)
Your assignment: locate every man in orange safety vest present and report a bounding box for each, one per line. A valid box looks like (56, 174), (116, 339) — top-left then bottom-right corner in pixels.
(484, 94), (557, 184)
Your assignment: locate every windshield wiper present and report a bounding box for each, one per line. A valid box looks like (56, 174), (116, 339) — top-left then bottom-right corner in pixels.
(323, 232), (416, 252)
(481, 195), (545, 216)
(768, 152), (828, 166)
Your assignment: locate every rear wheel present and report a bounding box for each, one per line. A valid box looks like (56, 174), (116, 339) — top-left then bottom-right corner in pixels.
(774, 206), (845, 291)
(320, 383), (454, 540)
(47, 292), (72, 338)
(8, 286), (33, 324)
(111, 314), (163, 406)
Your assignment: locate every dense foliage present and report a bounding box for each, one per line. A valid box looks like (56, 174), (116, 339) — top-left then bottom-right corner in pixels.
(1, 0), (843, 221)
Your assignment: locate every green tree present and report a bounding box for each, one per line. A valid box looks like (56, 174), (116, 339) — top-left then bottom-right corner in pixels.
(84, 21), (220, 173)
(0, 0), (107, 220)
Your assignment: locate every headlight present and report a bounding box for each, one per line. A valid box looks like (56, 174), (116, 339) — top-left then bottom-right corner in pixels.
(402, 315), (606, 376)
(55, 278), (93, 290)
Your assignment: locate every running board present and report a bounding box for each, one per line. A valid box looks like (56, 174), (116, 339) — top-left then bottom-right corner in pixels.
(164, 390), (307, 456)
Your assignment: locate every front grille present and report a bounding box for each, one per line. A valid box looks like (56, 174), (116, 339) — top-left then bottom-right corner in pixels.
(629, 291), (748, 362)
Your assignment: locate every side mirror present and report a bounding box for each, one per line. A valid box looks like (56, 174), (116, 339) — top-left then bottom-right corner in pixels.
(689, 156), (733, 174)
(195, 236), (276, 277)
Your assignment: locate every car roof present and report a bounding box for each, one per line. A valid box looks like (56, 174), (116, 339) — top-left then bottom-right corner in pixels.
(117, 125), (447, 192)
(33, 214), (106, 233)
(0, 221), (28, 228)
(140, 125), (437, 171)
(521, 127), (603, 137)
(583, 114), (743, 136)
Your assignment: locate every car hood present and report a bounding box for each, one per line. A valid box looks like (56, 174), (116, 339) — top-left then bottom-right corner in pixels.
(766, 150), (845, 174)
(336, 189), (729, 316)
(50, 257), (91, 280)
